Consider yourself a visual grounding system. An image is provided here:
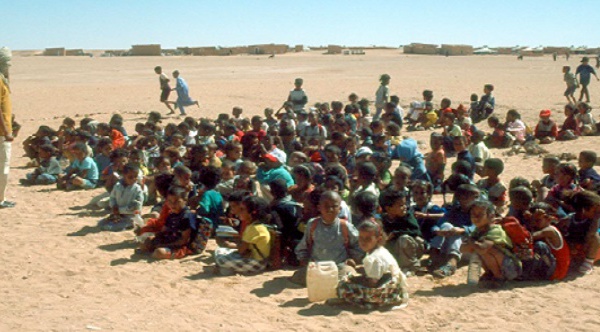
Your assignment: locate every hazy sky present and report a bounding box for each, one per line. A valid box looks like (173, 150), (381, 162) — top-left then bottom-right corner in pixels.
(4, 0), (598, 50)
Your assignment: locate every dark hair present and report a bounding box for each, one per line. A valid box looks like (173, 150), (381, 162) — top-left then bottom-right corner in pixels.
(228, 190), (250, 203)
(455, 184), (480, 198)
(353, 191), (378, 217)
(293, 164), (313, 179)
(509, 177), (532, 191)
(173, 165), (192, 177)
(122, 163), (139, 176)
(324, 144), (342, 157)
(386, 122), (400, 135)
(242, 196), (271, 222)
(269, 178), (288, 200)
(529, 202), (557, 216)
(167, 186), (188, 200)
(356, 162), (378, 181)
(325, 164), (348, 183)
(109, 148), (128, 161)
(487, 115), (500, 126)
(542, 155), (561, 166)
(470, 93), (478, 101)
(198, 166), (221, 189)
(556, 163), (577, 179)
(509, 186), (533, 205)
(565, 190), (600, 211)
(507, 109), (521, 120)
(484, 158), (504, 175)
(452, 160), (473, 177)
(357, 220), (386, 245)
(379, 189), (407, 208)
(470, 199), (495, 216)
(324, 175), (344, 191)
(580, 150), (597, 164)
(71, 142), (87, 153)
(484, 84), (494, 91)
(411, 179), (433, 196)
(97, 122), (111, 133)
(63, 117), (75, 127)
(154, 173), (175, 198)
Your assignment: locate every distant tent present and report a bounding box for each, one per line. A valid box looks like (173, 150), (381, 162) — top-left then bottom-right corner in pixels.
(474, 47), (498, 54)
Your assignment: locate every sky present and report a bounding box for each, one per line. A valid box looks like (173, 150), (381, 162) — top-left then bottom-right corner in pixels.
(4, 0), (599, 50)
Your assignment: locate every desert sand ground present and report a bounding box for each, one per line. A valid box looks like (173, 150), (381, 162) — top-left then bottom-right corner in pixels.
(1, 50), (600, 331)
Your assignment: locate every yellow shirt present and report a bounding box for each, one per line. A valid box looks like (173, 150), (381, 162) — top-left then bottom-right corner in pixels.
(0, 76), (11, 136)
(242, 223), (271, 261)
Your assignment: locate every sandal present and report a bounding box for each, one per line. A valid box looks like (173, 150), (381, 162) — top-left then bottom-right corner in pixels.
(432, 264), (456, 279)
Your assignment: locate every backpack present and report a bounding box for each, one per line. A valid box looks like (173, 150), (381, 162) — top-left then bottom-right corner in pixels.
(252, 224), (283, 270)
(499, 216), (534, 260)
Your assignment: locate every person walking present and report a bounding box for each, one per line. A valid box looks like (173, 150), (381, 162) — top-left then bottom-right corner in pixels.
(172, 70), (199, 116)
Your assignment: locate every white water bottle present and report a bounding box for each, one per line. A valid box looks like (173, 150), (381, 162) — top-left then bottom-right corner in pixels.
(132, 211), (151, 243)
(467, 254), (482, 285)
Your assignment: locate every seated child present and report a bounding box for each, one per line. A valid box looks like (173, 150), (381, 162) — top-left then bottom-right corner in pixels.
(371, 153), (392, 190)
(559, 190), (600, 275)
(57, 142), (99, 191)
(429, 184), (480, 278)
(507, 185), (534, 223)
(468, 130), (492, 176)
(534, 109), (558, 144)
(418, 101), (438, 130)
(471, 84), (495, 123)
(93, 138), (113, 177)
(337, 220), (409, 309)
(545, 163), (581, 216)
(269, 179), (304, 265)
(578, 150), (600, 191)
(425, 133), (446, 191)
(453, 135), (475, 180)
(214, 196), (273, 274)
(193, 166), (224, 229)
(532, 155), (560, 202)
(526, 203), (570, 281)
(98, 163), (145, 232)
(461, 199), (522, 288)
(97, 122), (125, 149)
(23, 144), (62, 185)
(575, 102), (597, 136)
(505, 109), (527, 145)
(291, 191), (363, 286)
(441, 113), (462, 153)
(485, 115), (510, 148)
(410, 180), (446, 245)
(349, 162), (380, 215)
(379, 189), (424, 272)
(385, 122), (402, 149)
(476, 158), (508, 214)
(557, 103), (579, 141)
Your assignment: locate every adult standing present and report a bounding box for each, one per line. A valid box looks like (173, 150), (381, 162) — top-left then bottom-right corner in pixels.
(0, 47), (15, 209)
(576, 57), (599, 103)
(172, 70), (199, 116)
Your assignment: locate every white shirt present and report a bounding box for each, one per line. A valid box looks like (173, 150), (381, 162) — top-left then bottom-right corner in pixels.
(363, 246), (401, 280)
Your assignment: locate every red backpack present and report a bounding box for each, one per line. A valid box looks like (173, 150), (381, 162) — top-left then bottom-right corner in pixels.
(499, 217), (534, 260)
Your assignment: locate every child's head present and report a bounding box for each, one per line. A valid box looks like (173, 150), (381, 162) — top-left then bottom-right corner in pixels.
(129, 149), (145, 166)
(62, 117), (75, 129)
(386, 122), (401, 137)
(483, 158), (504, 178)
(430, 132), (443, 150)
(526, 202), (557, 231)
(379, 74), (390, 85)
(452, 135), (468, 152)
(227, 190), (249, 216)
(198, 166), (221, 190)
(454, 184), (480, 211)
(264, 107), (274, 118)
(470, 93), (478, 102)
(483, 84), (494, 94)
(237, 160), (257, 176)
(379, 189), (408, 218)
(469, 199), (496, 229)
(223, 141), (242, 160)
(109, 114), (123, 129)
(171, 133), (184, 147)
(539, 109), (552, 122)
(562, 65), (570, 73)
(393, 165), (412, 190)
(506, 109), (521, 122)
(567, 190), (600, 220)
(156, 157), (171, 173)
(251, 115), (263, 131)
(163, 147), (181, 164)
(423, 101), (433, 111)
(442, 112), (456, 126)
(38, 144), (56, 159)
(288, 151), (309, 168)
(355, 146), (373, 163)
(221, 160), (235, 181)
(318, 190), (342, 223)
(372, 134), (387, 148)
(154, 66), (162, 74)
(471, 130), (485, 144)
(422, 89), (433, 101)
(509, 186), (533, 212)
(440, 98), (451, 109)
(173, 164), (192, 185)
(354, 162), (377, 186)
(371, 152), (391, 173)
(357, 220), (386, 253)
(370, 120), (384, 134)
(96, 137), (113, 156)
(292, 164), (313, 186)
(294, 77), (303, 88)
(96, 123), (111, 136)
(166, 186), (187, 213)
(172, 70), (180, 78)
(487, 115), (500, 128)
(269, 178), (289, 200)
(121, 163), (139, 187)
(154, 172), (175, 198)
(577, 101), (591, 114)
(324, 145), (341, 163)
(323, 175), (344, 193)
(555, 162), (577, 187)
(70, 142), (87, 160)
(353, 191), (378, 218)
(542, 155), (560, 175)
(579, 150), (597, 170)
(148, 111), (162, 124)
(563, 104), (576, 118)
(324, 164), (348, 184)
(411, 180), (433, 207)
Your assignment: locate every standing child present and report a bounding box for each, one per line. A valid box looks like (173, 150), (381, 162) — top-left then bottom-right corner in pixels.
(214, 196), (273, 274)
(379, 189), (424, 273)
(288, 78), (308, 112)
(154, 66), (176, 114)
(534, 109), (558, 144)
(374, 74), (391, 120)
(461, 200), (522, 288)
(563, 66), (578, 104)
(576, 57), (599, 103)
(337, 220), (409, 309)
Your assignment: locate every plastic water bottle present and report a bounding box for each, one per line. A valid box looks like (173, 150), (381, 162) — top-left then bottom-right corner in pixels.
(307, 261), (339, 302)
(467, 254), (482, 285)
(132, 211), (151, 243)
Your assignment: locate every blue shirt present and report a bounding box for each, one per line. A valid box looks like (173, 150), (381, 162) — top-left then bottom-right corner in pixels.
(197, 189), (224, 227)
(576, 64), (596, 84)
(256, 165), (295, 187)
(70, 156), (99, 181)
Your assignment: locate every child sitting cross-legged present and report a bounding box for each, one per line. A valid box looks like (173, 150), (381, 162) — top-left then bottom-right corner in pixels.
(22, 144), (62, 185)
(336, 220), (409, 309)
(98, 163), (145, 232)
(461, 199), (522, 288)
(291, 190), (363, 286)
(57, 142), (99, 191)
(214, 196), (273, 275)
(379, 189), (425, 274)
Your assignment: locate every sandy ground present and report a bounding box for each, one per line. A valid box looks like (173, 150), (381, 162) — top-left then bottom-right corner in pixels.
(1, 50), (600, 331)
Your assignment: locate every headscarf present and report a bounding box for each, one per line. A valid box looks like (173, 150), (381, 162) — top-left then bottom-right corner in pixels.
(0, 47), (11, 90)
